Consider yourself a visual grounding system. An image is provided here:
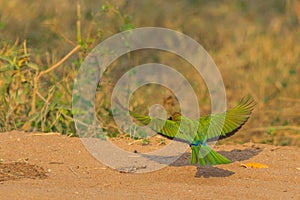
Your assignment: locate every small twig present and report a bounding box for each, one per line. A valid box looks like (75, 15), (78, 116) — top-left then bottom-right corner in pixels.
(77, 2), (82, 44)
(50, 111), (61, 129)
(23, 40), (29, 64)
(38, 45), (80, 77)
(60, 112), (94, 129)
(28, 45), (80, 116)
(128, 139), (143, 145)
(36, 91), (46, 102)
(29, 73), (39, 115)
(118, 165), (147, 173)
(49, 161), (64, 164)
(41, 86), (55, 132)
(42, 23), (76, 46)
(68, 166), (78, 177)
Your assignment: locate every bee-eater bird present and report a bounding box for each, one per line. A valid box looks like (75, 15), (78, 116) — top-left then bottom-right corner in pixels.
(128, 96), (255, 166)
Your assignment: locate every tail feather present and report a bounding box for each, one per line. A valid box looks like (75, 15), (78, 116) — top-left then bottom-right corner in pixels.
(190, 145), (231, 166)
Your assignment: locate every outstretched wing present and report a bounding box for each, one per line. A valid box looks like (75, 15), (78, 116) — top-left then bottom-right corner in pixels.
(198, 96), (255, 141)
(129, 111), (180, 140)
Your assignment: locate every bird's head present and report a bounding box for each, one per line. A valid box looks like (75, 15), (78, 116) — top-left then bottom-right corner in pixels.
(168, 112), (181, 121)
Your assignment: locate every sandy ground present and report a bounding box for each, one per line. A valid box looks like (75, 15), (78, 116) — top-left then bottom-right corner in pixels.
(0, 131), (299, 200)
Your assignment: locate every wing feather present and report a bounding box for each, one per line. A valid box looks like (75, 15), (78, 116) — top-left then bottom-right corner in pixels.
(198, 96), (256, 141)
(129, 111), (180, 139)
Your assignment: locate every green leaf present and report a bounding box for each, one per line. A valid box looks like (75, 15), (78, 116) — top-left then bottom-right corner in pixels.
(289, 69), (296, 75)
(101, 4), (109, 12)
(26, 63), (39, 71)
(121, 23), (134, 31)
(0, 55), (13, 64)
(19, 53), (31, 59)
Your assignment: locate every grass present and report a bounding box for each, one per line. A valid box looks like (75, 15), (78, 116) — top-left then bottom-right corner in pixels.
(0, 0), (299, 146)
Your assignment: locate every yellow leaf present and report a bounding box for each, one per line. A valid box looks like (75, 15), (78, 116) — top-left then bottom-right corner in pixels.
(240, 162), (269, 169)
(297, 168), (300, 171)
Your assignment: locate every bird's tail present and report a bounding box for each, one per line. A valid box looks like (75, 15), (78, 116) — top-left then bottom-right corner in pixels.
(190, 145), (231, 166)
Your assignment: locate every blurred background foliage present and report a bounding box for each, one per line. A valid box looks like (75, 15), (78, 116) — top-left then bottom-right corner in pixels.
(0, 0), (299, 146)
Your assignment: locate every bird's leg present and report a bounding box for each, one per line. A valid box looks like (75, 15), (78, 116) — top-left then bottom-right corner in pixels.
(189, 140), (207, 147)
(189, 140), (200, 147)
(190, 133), (207, 147)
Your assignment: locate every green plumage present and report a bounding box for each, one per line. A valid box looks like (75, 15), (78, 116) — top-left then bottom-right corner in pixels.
(129, 96), (255, 166)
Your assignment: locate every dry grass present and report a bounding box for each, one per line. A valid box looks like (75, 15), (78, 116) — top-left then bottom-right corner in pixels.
(0, 0), (299, 145)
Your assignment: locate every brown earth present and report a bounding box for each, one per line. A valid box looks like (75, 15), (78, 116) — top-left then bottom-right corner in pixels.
(0, 131), (299, 200)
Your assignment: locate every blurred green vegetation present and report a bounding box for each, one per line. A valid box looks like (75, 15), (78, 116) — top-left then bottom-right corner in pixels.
(0, 0), (299, 145)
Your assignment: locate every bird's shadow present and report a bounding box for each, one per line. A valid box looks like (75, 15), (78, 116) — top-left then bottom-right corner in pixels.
(170, 147), (262, 178)
(139, 146), (262, 178)
(194, 166), (235, 178)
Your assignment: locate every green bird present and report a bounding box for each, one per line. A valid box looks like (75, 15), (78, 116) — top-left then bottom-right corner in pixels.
(129, 96), (255, 166)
